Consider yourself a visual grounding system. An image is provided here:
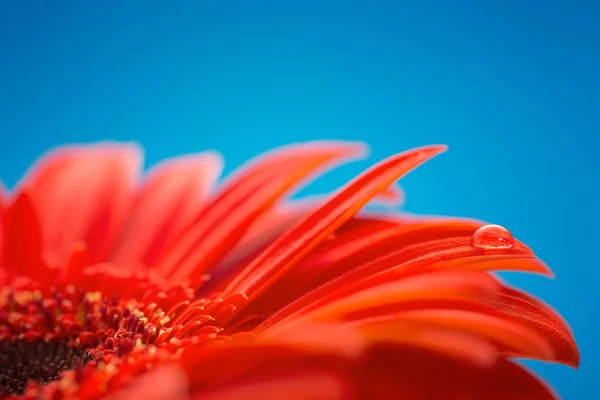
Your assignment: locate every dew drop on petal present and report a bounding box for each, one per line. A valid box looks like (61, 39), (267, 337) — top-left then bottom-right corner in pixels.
(471, 224), (514, 250)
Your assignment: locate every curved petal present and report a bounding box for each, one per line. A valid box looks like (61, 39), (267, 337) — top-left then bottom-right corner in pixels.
(258, 321), (497, 367)
(357, 344), (557, 400)
(104, 364), (190, 400)
(113, 151), (223, 266)
(178, 341), (556, 400)
(354, 309), (555, 363)
(2, 192), (50, 281)
(204, 202), (409, 297)
(483, 285), (580, 368)
(252, 225), (549, 333)
(275, 271), (500, 323)
(155, 141), (366, 287)
(375, 182), (405, 207)
(224, 145), (447, 298)
(243, 218), (484, 318)
(179, 345), (336, 390)
(16, 143), (142, 266)
(192, 372), (348, 400)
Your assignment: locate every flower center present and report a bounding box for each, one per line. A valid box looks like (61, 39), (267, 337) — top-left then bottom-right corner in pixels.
(0, 286), (155, 397)
(0, 283), (231, 397)
(0, 338), (91, 395)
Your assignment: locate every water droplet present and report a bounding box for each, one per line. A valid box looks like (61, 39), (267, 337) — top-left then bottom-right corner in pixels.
(471, 224), (514, 250)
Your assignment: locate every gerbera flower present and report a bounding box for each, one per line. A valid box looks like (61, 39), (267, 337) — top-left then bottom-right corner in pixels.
(0, 141), (578, 400)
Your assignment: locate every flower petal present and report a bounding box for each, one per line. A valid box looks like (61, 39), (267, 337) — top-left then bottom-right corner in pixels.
(113, 151), (223, 266)
(224, 145), (447, 298)
(179, 340), (556, 400)
(204, 202), (408, 297)
(483, 285), (580, 368)
(355, 309), (554, 363)
(192, 372), (348, 400)
(155, 141), (366, 286)
(355, 322), (499, 366)
(2, 192), (50, 281)
(251, 224), (549, 332)
(104, 364), (190, 400)
(375, 182), (405, 207)
(357, 344), (557, 400)
(257, 270), (556, 363)
(16, 143), (142, 266)
(244, 217), (484, 318)
(279, 270), (500, 323)
(259, 320), (497, 367)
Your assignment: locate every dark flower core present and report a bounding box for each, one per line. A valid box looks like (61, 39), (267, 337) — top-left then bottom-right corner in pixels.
(0, 286), (159, 396)
(0, 339), (90, 395)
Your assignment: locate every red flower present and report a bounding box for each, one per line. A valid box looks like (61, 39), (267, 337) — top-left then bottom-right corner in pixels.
(0, 142), (578, 400)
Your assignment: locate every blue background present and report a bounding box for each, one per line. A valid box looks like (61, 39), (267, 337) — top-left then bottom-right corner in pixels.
(0, 1), (597, 398)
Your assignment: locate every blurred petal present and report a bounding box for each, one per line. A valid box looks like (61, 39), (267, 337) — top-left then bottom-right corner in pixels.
(193, 372), (348, 400)
(155, 141), (366, 287)
(16, 143), (142, 266)
(105, 364), (190, 400)
(356, 345), (557, 400)
(2, 192), (49, 280)
(113, 151), (223, 266)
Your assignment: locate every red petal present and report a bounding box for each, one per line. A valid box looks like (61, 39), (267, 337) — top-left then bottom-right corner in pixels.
(306, 218), (484, 272)
(259, 320), (497, 367)
(333, 213), (406, 235)
(259, 270), (556, 364)
(483, 285), (580, 368)
(257, 322), (369, 358)
(376, 183), (405, 207)
(355, 322), (499, 366)
(282, 271), (500, 323)
(179, 340), (556, 400)
(209, 201), (316, 285)
(204, 206), (408, 298)
(113, 151), (223, 266)
(358, 309), (554, 362)
(358, 344), (557, 400)
(193, 372), (348, 400)
(106, 364), (189, 400)
(179, 345), (334, 390)
(253, 224), (548, 332)
(155, 141), (366, 286)
(17, 143), (142, 266)
(243, 218), (483, 318)
(224, 145), (447, 298)
(2, 192), (51, 281)
(215, 198), (401, 276)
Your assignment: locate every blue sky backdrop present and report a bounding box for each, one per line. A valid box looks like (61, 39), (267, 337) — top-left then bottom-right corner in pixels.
(0, 1), (598, 398)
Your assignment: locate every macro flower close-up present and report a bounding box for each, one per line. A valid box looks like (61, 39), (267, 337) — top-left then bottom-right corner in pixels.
(0, 141), (579, 399)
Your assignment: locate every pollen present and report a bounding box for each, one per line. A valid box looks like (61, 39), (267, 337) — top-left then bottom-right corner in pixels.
(0, 283), (229, 397)
(0, 286), (154, 395)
